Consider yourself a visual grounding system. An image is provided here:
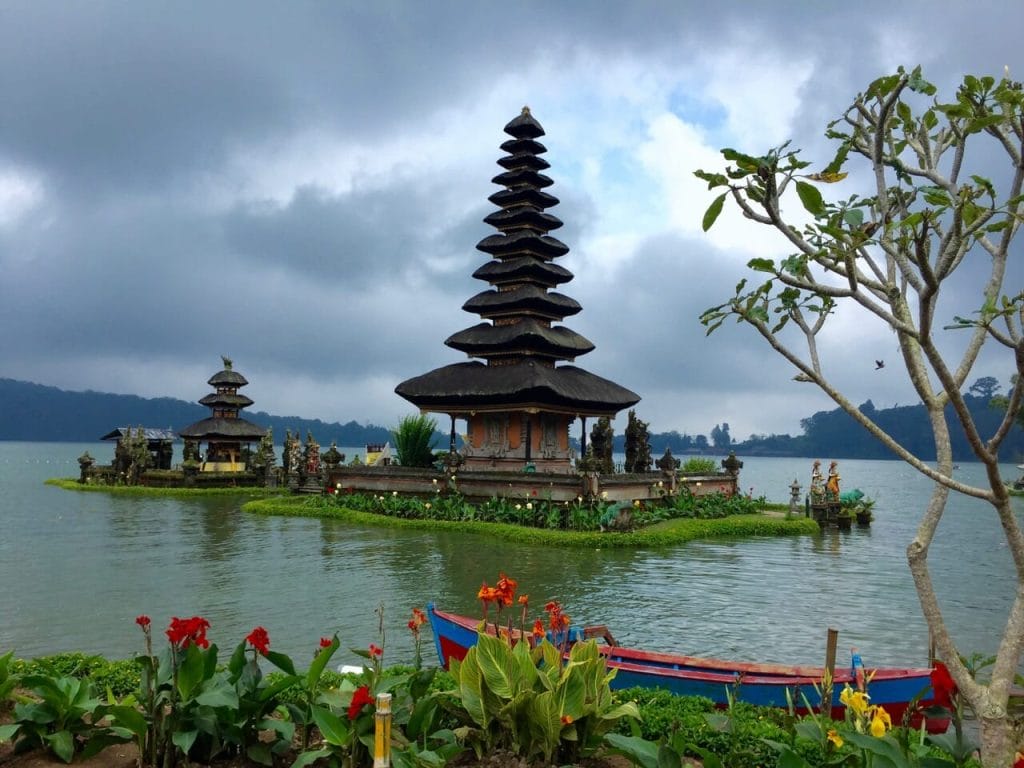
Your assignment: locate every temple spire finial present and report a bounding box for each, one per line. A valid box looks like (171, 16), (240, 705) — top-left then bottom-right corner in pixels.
(522, 105), (531, 115)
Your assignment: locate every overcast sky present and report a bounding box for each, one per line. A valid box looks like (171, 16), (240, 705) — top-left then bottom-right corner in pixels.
(2, 1), (1021, 441)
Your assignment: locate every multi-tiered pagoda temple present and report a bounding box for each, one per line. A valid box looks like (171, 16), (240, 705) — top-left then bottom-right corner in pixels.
(396, 108), (639, 473)
(179, 356), (266, 472)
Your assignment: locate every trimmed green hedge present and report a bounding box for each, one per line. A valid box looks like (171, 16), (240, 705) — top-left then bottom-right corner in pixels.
(243, 496), (818, 548)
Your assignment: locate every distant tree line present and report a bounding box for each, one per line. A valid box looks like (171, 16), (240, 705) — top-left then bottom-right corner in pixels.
(0, 378), (391, 447)
(3, 376), (1022, 462)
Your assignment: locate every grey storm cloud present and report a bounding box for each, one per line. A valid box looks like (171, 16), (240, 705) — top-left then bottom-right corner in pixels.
(2, 1), (1022, 437)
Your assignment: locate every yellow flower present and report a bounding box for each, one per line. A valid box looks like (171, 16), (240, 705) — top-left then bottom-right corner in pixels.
(869, 706), (891, 737)
(827, 729), (843, 748)
(840, 685), (871, 716)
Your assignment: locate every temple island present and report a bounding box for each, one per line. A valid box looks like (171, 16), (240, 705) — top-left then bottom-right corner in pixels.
(78, 110), (743, 504)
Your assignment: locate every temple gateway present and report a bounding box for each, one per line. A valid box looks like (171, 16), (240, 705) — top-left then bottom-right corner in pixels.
(395, 108), (639, 473)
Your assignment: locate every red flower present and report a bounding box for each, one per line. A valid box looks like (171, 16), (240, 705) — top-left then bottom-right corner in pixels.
(319, 637), (333, 649)
(348, 685), (374, 720)
(477, 583), (500, 604)
(531, 620), (545, 639)
(135, 615), (151, 629)
(518, 595), (529, 606)
(496, 573), (517, 607)
(166, 616), (211, 649)
(369, 643), (383, 658)
(1013, 752), (1024, 768)
(246, 626), (270, 655)
(930, 661), (957, 708)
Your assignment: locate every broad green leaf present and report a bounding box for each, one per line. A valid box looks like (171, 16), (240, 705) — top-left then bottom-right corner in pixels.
(172, 728), (198, 756)
(228, 640), (247, 678)
(264, 649), (296, 676)
(823, 142), (850, 175)
(306, 635), (339, 691)
(104, 704), (147, 737)
(795, 181), (826, 216)
(475, 632), (517, 699)
(195, 679), (239, 709)
(290, 747), (331, 768)
(721, 147), (760, 170)
(0, 723), (20, 742)
(529, 690), (561, 761)
(702, 193), (727, 232)
(176, 644), (205, 700)
(844, 732), (906, 766)
(44, 730), (74, 764)
(247, 742), (274, 766)
(747, 258), (776, 273)
(456, 649), (488, 727)
(604, 732), (659, 768)
(312, 705), (352, 747)
(257, 716), (295, 742)
(842, 208), (865, 229)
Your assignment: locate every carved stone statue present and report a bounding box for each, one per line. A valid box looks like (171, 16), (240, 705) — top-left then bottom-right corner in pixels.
(590, 416), (614, 474)
(810, 460), (825, 503)
(624, 410), (652, 473)
(303, 431), (321, 476)
(826, 460), (841, 501)
(287, 432), (302, 480)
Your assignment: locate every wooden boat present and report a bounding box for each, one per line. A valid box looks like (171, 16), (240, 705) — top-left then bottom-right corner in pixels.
(427, 603), (949, 733)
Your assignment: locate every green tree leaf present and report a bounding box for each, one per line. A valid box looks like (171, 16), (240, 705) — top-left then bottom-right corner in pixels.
(795, 181), (826, 216)
(702, 193), (727, 232)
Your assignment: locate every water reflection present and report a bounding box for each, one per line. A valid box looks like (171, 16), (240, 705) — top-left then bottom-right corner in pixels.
(1, 443), (1019, 674)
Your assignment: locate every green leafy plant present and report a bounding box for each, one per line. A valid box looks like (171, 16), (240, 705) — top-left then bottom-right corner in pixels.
(0, 672), (133, 763)
(443, 575), (641, 764)
(680, 457), (717, 474)
(392, 414), (438, 468)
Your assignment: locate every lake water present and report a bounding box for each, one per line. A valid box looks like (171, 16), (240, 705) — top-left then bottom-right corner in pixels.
(1, 441), (1020, 674)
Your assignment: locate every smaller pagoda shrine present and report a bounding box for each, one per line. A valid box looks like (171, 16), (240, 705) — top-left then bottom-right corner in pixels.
(178, 357), (266, 472)
(396, 108), (640, 473)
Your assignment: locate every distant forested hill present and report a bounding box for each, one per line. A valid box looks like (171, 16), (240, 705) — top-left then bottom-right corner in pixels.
(4, 377), (1022, 462)
(0, 378), (391, 446)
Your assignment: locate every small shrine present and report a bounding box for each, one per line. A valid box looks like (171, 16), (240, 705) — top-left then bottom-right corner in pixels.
(178, 357), (266, 472)
(395, 108), (639, 473)
(100, 427), (175, 470)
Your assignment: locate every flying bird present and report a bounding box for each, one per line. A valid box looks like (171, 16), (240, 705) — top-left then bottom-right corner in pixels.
(875, 360), (885, 370)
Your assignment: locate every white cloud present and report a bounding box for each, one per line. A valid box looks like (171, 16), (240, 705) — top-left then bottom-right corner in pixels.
(0, 168), (45, 229)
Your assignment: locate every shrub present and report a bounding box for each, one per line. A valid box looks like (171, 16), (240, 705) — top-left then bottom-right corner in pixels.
(391, 414), (438, 467)
(612, 687), (796, 768)
(681, 457), (717, 473)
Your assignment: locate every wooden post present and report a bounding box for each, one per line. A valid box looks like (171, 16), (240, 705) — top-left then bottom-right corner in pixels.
(822, 627), (838, 714)
(374, 692), (392, 768)
(580, 416), (587, 456)
(524, 415), (532, 462)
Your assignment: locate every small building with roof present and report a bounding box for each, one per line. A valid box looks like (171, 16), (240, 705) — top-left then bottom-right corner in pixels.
(178, 356), (266, 472)
(396, 108), (640, 473)
(100, 427), (176, 470)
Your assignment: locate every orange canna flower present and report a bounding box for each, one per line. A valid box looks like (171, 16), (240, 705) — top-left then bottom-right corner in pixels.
(532, 619), (545, 638)
(560, 714), (573, 725)
(518, 594), (529, 606)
